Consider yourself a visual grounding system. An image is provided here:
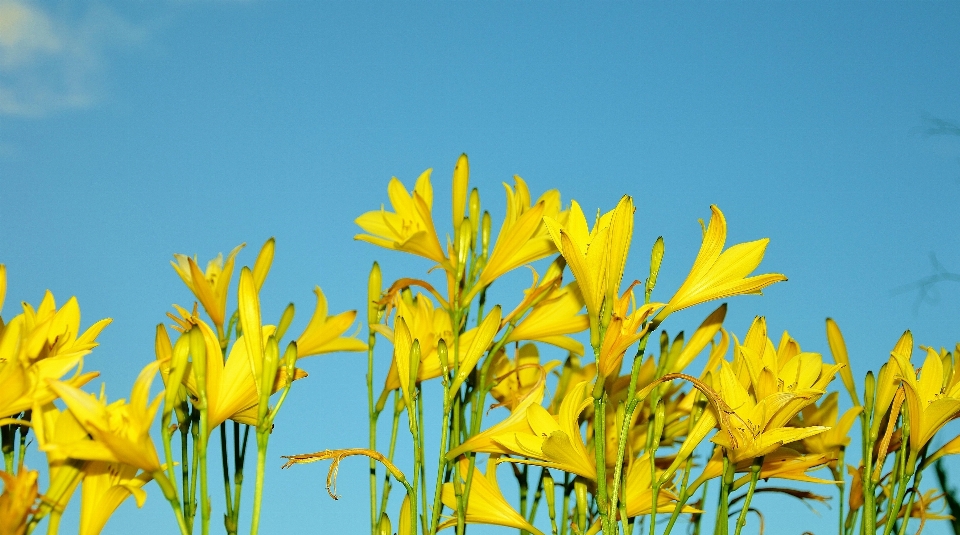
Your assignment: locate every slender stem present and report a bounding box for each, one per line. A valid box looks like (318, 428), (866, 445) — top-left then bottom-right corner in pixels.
(716, 455), (732, 535)
(231, 424), (250, 533)
(180, 419), (191, 523)
(154, 471), (193, 535)
(45, 510), (61, 535)
(733, 457), (763, 535)
(837, 447), (846, 535)
(416, 392), (429, 535)
(378, 392), (403, 522)
(592, 392), (610, 534)
(559, 472), (572, 535)
(1, 424), (13, 473)
(429, 391), (453, 533)
(249, 431), (269, 535)
(17, 418), (29, 473)
(527, 468), (546, 528)
(220, 423), (235, 534)
(895, 471), (923, 535)
(189, 407), (201, 531)
(367, 330), (379, 535)
(198, 414), (210, 534)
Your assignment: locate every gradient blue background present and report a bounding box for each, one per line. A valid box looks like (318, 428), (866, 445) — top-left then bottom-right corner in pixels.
(3, 2), (960, 534)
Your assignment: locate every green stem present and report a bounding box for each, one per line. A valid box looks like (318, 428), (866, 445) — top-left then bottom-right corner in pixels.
(895, 471), (923, 535)
(716, 455), (732, 535)
(230, 424), (250, 534)
(249, 431), (269, 535)
(368, 330), (379, 535)
(559, 472), (572, 535)
(837, 447), (846, 535)
(154, 471), (193, 535)
(220, 423), (235, 534)
(592, 392), (610, 535)
(378, 392), (403, 523)
(733, 457), (763, 535)
(429, 389), (453, 533)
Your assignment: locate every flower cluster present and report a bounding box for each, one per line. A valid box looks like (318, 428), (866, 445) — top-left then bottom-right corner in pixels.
(0, 239), (365, 535)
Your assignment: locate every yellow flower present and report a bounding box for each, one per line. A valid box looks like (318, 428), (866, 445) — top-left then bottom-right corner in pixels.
(355, 169), (447, 264)
(504, 272), (589, 356)
(32, 400), (90, 516)
(0, 469), (38, 535)
(893, 346), (960, 458)
(447, 360), (551, 459)
(621, 453), (692, 517)
(544, 196), (634, 347)
(439, 458), (544, 535)
(691, 448), (836, 491)
(171, 244), (244, 329)
(597, 286), (663, 378)
(45, 362), (164, 473)
(380, 296), (500, 397)
(469, 176), (564, 299)
(488, 344), (559, 412)
(710, 361), (830, 463)
(794, 392), (863, 454)
(661, 206), (786, 316)
(668, 304), (727, 375)
(78, 462), (153, 535)
(295, 287), (367, 358)
(494, 380), (596, 480)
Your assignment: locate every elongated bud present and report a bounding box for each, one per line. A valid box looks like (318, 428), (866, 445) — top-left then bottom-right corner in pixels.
(652, 400), (666, 452)
(864, 371), (876, 426)
(164, 330), (191, 415)
(481, 211), (492, 257)
(398, 494), (413, 535)
(543, 472), (557, 524)
(409, 340), (421, 396)
(282, 341), (298, 387)
(253, 237), (275, 291)
(259, 335), (280, 425)
(438, 338), (449, 379)
(378, 513), (392, 535)
(368, 262), (382, 325)
(469, 188), (480, 249)
(575, 479), (588, 533)
(457, 218), (472, 280)
(276, 303), (295, 340)
(189, 327), (207, 389)
(646, 236), (664, 298)
(452, 153), (469, 243)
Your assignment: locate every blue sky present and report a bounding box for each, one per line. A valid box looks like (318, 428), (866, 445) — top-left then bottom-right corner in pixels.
(3, 2), (960, 534)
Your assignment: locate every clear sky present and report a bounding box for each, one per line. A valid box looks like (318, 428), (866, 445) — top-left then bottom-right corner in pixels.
(3, 2), (960, 534)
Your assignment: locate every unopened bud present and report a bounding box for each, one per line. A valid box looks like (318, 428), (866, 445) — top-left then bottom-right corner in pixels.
(276, 303), (295, 340)
(368, 262), (382, 325)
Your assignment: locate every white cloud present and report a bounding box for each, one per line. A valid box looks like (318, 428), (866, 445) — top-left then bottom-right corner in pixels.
(0, 1), (144, 117)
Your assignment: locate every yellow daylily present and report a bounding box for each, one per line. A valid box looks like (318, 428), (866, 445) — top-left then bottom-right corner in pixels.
(710, 361), (830, 463)
(488, 344), (558, 412)
(668, 304), (727, 375)
(78, 462), (153, 535)
(661, 205), (786, 316)
(376, 291), (453, 393)
(439, 458), (544, 535)
(45, 362), (164, 473)
(0, 316), (99, 419)
(597, 285), (663, 379)
(544, 196), (634, 347)
(295, 286), (367, 358)
(505, 278), (589, 356)
(494, 380), (596, 480)
(355, 169), (447, 264)
(894, 346), (960, 459)
(794, 392), (863, 455)
(171, 244), (244, 329)
(470, 176), (564, 298)
(32, 400), (91, 517)
(0, 469), (38, 535)
(158, 318), (304, 434)
(447, 362), (551, 459)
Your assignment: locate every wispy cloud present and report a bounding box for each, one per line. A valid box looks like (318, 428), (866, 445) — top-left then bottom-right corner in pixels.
(0, 1), (145, 117)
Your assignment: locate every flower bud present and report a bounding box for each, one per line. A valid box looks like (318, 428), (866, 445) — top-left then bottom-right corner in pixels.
(378, 513), (392, 535)
(646, 236), (664, 299)
(276, 303), (295, 340)
(469, 188), (481, 248)
(368, 262), (382, 326)
(438, 338), (449, 379)
(481, 211), (492, 257)
(252, 237), (275, 291)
